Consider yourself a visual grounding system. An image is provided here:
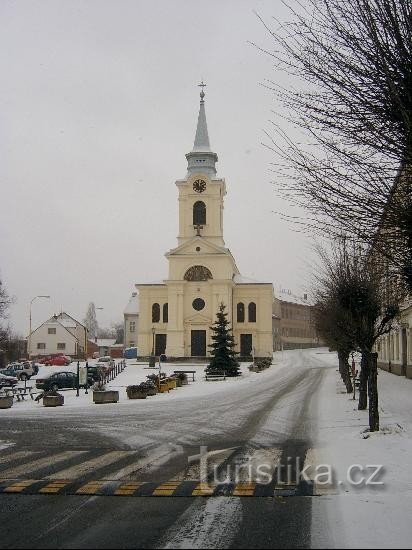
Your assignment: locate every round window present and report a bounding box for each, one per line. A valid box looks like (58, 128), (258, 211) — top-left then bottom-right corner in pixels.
(192, 298), (205, 311)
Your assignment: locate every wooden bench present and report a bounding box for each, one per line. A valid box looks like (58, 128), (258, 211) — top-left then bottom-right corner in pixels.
(205, 371), (226, 381)
(173, 370), (196, 381)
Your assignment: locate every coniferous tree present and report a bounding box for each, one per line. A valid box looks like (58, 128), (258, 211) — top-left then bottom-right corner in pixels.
(206, 303), (240, 377)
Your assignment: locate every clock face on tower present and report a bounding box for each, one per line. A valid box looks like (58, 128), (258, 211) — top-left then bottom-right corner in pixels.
(193, 179), (206, 193)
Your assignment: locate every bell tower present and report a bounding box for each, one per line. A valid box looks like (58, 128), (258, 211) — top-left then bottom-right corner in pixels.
(176, 83), (226, 248)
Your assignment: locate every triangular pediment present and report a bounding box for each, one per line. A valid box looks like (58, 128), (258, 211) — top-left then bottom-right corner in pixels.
(166, 236), (230, 258)
(184, 312), (212, 324)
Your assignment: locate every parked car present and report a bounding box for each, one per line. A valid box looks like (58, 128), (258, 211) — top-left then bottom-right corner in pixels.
(0, 362), (36, 380)
(0, 373), (19, 388)
(35, 371), (93, 391)
(44, 356), (71, 367)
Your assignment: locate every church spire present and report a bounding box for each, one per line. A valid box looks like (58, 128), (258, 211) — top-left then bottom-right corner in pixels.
(186, 82), (218, 177)
(193, 81), (211, 152)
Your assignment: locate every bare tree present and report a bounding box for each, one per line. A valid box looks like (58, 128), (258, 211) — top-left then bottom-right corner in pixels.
(313, 240), (399, 430)
(83, 303), (98, 340)
(257, 0), (412, 291)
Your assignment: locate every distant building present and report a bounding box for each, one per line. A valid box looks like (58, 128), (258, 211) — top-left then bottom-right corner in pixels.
(273, 290), (320, 350)
(28, 312), (87, 358)
(123, 292), (139, 350)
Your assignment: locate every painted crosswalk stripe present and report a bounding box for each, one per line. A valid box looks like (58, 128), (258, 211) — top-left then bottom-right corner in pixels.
(48, 451), (133, 480)
(0, 451), (39, 465)
(153, 482), (181, 496)
(114, 482), (143, 496)
(0, 451), (88, 479)
(3, 480), (38, 493)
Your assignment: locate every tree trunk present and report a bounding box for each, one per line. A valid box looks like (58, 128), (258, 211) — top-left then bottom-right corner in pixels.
(358, 353), (369, 410)
(367, 352), (380, 432)
(338, 350), (353, 393)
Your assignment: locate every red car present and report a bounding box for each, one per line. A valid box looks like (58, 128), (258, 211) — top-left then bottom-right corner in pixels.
(44, 355), (71, 366)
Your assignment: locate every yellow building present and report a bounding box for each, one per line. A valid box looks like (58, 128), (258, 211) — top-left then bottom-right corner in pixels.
(136, 87), (273, 359)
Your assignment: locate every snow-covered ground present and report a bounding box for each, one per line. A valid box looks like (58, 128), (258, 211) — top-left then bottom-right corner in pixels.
(3, 355), (294, 416)
(309, 349), (412, 549)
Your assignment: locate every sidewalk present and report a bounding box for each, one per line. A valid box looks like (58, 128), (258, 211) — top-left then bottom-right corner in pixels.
(309, 350), (412, 549)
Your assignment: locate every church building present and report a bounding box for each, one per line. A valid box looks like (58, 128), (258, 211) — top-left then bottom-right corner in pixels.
(136, 86), (273, 359)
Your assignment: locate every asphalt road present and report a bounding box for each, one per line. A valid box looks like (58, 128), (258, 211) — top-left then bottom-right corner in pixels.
(0, 350), (327, 549)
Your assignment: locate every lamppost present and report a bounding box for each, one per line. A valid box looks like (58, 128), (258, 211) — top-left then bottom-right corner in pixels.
(28, 295), (50, 358)
(149, 326), (156, 368)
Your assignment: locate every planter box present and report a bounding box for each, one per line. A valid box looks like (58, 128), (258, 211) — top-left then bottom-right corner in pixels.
(43, 395), (64, 407)
(127, 390), (147, 399)
(93, 390), (119, 404)
(167, 379), (177, 390)
(0, 396), (13, 409)
(158, 383), (169, 393)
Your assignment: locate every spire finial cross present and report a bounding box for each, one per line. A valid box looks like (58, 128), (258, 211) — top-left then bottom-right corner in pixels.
(198, 80), (206, 101)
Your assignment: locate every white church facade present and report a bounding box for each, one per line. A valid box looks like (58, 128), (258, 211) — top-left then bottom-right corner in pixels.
(136, 86), (273, 359)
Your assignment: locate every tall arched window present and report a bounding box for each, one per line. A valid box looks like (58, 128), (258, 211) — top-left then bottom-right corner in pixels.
(152, 303), (160, 323)
(248, 302), (257, 323)
(237, 303), (245, 323)
(163, 303), (168, 323)
(193, 201), (206, 225)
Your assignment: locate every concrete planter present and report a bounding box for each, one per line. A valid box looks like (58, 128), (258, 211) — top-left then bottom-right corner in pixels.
(93, 390), (119, 404)
(127, 389), (147, 399)
(43, 395), (64, 407)
(0, 396), (13, 409)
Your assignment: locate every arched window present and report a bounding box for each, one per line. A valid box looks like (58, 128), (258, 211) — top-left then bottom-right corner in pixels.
(163, 303), (168, 323)
(184, 266), (213, 281)
(152, 303), (160, 323)
(193, 201), (206, 225)
(237, 303), (245, 323)
(248, 302), (257, 323)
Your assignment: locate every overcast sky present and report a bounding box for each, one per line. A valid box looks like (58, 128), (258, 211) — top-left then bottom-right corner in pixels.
(1, 0), (314, 335)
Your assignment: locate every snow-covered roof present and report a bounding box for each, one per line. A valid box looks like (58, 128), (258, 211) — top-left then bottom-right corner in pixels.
(96, 339), (117, 347)
(233, 274), (272, 285)
(124, 292), (139, 315)
(276, 289), (312, 306)
(59, 319), (77, 329)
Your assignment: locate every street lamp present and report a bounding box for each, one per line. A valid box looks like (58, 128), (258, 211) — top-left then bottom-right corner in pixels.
(149, 326), (156, 368)
(28, 295), (50, 359)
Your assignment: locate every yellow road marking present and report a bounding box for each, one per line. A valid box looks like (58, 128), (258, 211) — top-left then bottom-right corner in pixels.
(233, 483), (256, 496)
(3, 480), (38, 493)
(152, 482), (181, 496)
(39, 481), (70, 494)
(76, 481), (106, 495)
(114, 482), (143, 496)
(191, 483), (215, 496)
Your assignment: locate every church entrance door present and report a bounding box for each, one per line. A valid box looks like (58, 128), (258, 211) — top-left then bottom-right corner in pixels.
(155, 334), (167, 356)
(191, 330), (206, 356)
(240, 334), (253, 357)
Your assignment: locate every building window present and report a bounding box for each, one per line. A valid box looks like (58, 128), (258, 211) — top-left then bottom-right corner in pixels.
(48, 327), (56, 335)
(163, 303), (169, 323)
(37, 343), (46, 349)
(248, 302), (257, 323)
(237, 303), (245, 323)
(184, 265), (213, 281)
(130, 321), (136, 333)
(193, 201), (206, 225)
(57, 343), (66, 350)
(192, 298), (205, 311)
(152, 303), (160, 323)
